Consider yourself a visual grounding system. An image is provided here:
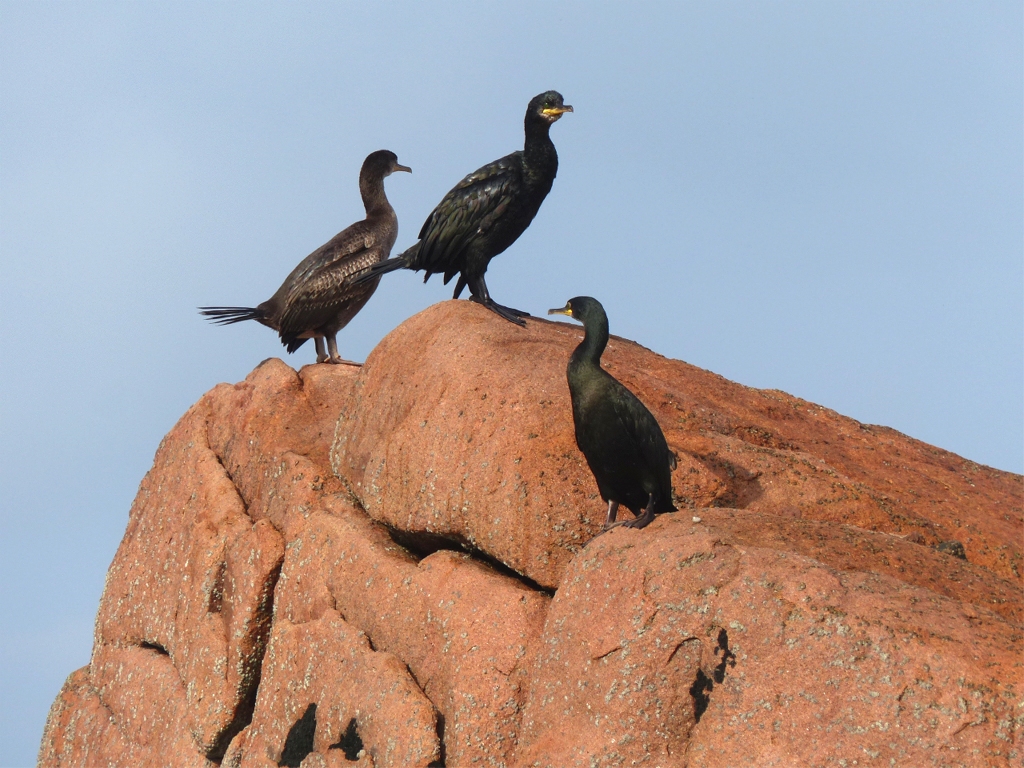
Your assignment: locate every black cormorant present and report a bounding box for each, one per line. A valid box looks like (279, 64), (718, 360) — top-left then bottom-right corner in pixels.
(548, 296), (677, 530)
(353, 91), (572, 326)
(199, 150), (410, 364)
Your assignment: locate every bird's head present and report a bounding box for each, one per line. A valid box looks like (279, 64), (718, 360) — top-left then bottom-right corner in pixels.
(362, 149), (412, 179)
(548, 296), (604, 324)
(529, 91), (573, 124)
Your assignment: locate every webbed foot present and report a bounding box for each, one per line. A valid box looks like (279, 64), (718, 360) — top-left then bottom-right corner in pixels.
(470, 295), (528, 326)
(605, 495), (656, 531)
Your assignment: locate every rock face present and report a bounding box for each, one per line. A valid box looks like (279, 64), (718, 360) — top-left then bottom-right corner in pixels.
(40, 301), (1022, 767)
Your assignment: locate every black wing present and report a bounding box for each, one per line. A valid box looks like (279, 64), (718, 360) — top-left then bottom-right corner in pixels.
(608, 386), (677, 512)
(610, 387), (672, 474)
(413, 151), (523, 274)
(576, 375), (674, 511)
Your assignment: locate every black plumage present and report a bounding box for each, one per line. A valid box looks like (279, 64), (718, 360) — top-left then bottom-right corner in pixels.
(199, 150), (410, 364)
(354, 91), (572, 326)
(548, 296), (677, 530)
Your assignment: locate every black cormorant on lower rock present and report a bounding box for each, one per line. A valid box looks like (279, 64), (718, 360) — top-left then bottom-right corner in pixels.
(352, 91), (573, 326)
(548, 296), (677, 530)
(199, 150), (411, 364)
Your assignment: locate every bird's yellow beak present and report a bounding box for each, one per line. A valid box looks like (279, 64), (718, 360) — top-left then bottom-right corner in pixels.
(541, 105), (574, 118)
(548, 303), (573, 317)
(394, 163), (412, 173)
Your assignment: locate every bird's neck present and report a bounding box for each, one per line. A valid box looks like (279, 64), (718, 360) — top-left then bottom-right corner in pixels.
(522, 119), (558, 182)
(570, 314), (609, 370)
(360, 177), (394, 217)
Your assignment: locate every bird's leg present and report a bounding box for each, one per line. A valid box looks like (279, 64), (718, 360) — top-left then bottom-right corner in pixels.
(466, 275), (529, 326)
(315, 337), (329, 364)
(621, 493), (657, 530)
(603, 500), (620, 529)
(325, 334), (360, 366)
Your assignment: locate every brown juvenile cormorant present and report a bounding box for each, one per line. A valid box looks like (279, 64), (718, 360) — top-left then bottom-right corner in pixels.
(548, 296), (677, 530)
(353, 91), (572, 326)
(199, 150), (410, 363)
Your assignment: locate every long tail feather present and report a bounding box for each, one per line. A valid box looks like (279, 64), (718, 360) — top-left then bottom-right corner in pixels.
(198, 306), (265, 325)
(349, 255), (410, 287)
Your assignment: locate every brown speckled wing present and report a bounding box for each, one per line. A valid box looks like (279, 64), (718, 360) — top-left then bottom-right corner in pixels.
(275, 216), (396, 340)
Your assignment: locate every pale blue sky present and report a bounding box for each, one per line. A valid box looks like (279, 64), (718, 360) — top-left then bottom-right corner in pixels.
(1, 3), (1021, 764)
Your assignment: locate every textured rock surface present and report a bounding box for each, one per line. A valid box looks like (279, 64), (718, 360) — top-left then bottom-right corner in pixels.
(516, 513), (1020, 767)
(233, 611), (440, 767)
(40, 302), (1022, 767)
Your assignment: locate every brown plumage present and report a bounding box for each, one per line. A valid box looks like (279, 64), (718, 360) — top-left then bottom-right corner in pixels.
(200, 149), (410, 363)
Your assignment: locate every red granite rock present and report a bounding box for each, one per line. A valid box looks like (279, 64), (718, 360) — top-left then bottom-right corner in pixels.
(514, 511), (1020, 767)
(334, 302), (1022, 589)
(38, 668), (151, 768)
(201, 362), (553, 766)
(39, 301), (1022, 767)
(86, 398), (285, 760)
(272, 499), (549, 767)
(228, 611), (440, 767)
(89, 645), (213, 765)
(332, 305), (597, 589)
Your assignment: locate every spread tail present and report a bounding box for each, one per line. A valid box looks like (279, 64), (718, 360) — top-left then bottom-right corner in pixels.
(198, 306), (266, 325)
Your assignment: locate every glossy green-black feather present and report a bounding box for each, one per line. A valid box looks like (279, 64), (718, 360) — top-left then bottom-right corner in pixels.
(411, 152), (530, 283)
(559, 297), (677, 518)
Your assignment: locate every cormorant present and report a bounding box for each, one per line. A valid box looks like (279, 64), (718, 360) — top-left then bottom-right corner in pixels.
(199, 150), (410, 364)
(548, 296), (677, 530)
(353, 91), (572, 326)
